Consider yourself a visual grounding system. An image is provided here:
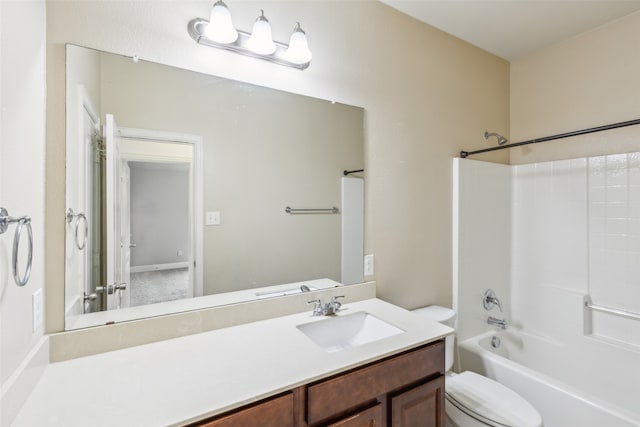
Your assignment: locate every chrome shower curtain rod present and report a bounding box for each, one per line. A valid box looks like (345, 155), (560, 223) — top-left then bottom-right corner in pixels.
(460, 118), (640, 159)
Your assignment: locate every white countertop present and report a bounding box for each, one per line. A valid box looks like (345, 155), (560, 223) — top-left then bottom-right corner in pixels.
(13, 298), (452, 427)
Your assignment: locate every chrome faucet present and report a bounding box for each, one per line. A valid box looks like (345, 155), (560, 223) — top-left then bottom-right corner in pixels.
(308, 296), (345, 316)
(483, 289), (503, 312)
(487, 316), (507, 329)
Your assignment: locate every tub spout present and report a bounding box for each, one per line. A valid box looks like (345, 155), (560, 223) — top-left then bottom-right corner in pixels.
(488, 316), (507, 329)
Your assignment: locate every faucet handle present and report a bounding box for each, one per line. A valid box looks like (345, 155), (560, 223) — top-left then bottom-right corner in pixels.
(483, 289), (503, 312)
(307, 299), (323, 315)
(330, 295), (345, 311)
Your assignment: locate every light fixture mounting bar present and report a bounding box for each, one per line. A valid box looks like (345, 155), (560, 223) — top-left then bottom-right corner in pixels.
(188, 18), (309, 70)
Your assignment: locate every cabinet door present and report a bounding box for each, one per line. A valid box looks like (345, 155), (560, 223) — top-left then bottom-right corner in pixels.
(391, 376), (445, 427)
(326, 404), (383, 427)
(195, 393), (294, 427)
(307, 341), (444, 425)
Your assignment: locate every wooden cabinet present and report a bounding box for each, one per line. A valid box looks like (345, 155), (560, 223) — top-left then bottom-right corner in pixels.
(190, 340), (445, 427)
(391, 377), (445, 427)
(326, 404), (383, 427)
(307, 341), (444, 426)
(193, 393), (294, 427)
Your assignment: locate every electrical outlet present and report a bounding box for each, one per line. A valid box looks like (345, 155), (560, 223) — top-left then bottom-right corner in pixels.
(32, 288), (43, 334)
(364, 254), (374, 276)
(206, 211), (221, 226)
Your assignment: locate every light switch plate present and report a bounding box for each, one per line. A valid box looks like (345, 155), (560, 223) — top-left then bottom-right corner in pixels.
(206, 211), (221, 226)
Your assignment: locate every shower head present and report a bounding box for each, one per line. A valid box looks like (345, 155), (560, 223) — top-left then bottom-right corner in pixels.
(484, 131), (508, 146)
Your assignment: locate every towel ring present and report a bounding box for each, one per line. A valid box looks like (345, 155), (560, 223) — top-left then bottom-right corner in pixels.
(1, 207), (33, 287)
(66, 208), (88, 250)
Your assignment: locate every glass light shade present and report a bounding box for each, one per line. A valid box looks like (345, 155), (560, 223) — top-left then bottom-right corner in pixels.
(247, 11), (276, 55)
(284, 24), (312, 64)
(204, 1), (238, 44)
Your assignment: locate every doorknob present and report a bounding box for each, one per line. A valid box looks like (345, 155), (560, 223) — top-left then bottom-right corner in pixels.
(105, 283), (127, 294)
(129, 243), (137, 248)
(112, 283), (127, 310)
(110, 283), (127, 293)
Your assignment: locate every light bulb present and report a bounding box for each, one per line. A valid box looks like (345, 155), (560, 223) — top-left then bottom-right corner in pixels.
(247, 10), (276, 55)
(284, 22), (312, 65)
(204, 0), (238, 44)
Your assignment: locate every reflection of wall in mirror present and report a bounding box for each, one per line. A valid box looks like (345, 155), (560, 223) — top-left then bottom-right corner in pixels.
(129, 162), (190, 266)
(93, 50), (364, 296)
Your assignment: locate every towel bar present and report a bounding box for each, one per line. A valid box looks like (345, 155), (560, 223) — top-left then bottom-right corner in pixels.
(0, 207), (33, 287)
(285, 206), (339, 214)
(585, 301), (640, 321)
(66, 208), (88, 250)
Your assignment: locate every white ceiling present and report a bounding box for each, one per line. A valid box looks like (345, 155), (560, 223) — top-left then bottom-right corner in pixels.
(379, 0), (640, 61)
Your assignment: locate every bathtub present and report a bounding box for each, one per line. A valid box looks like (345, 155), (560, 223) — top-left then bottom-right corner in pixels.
(457, 330), (640, 427)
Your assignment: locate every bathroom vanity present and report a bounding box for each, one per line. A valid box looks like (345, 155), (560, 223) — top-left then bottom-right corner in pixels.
(194, 342), (445, 426)
(12, 299), (451, 426)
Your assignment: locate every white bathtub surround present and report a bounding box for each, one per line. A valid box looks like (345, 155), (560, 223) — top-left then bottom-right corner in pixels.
(454, 155), (640, 426)
(341, 176), (365, 285)
(511, 159), (589, 338)
(452, 159), (512, 342)
(587, 152), (640, 347)
(459, 331), (639, 427)
(12, 299), (452, 426)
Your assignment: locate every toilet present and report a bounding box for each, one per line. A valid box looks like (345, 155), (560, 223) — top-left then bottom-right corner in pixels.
(413, 306), (542, 427)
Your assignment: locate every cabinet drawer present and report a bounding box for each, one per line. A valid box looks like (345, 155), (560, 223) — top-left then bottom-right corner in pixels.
(195, 392), (294, 427)
(326, 403), (383, 427)
(307, 341), (444, 425)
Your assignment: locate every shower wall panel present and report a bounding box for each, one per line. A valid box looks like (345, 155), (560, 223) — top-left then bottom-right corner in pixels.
(453, 158), (511, 342)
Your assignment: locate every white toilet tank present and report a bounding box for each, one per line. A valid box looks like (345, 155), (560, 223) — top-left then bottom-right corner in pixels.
(412, 305), (455, 372)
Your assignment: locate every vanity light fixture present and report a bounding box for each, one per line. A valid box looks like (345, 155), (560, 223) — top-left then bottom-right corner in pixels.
(246, 10), (276, 55)
(188, 2), (312, 70)
(204, 0), (238, 43)
(284, 23), (312, 65)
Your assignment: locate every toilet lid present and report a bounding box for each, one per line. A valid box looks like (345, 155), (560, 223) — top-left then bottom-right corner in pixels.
(445, 371), (542, 427)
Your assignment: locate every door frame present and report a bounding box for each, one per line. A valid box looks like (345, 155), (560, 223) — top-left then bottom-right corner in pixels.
(66, 85), (100, 316)
(117, 127), (204, 298)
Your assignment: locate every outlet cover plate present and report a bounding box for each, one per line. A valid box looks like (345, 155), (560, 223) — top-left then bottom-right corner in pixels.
(364, 254), (374, 276)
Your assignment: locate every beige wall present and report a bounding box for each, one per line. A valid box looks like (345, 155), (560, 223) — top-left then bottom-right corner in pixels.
(46, 1), (509, 335)
(510, 11), (640, 164)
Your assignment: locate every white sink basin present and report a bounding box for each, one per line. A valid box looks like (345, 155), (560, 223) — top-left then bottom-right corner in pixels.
(297, 312), (405, 353)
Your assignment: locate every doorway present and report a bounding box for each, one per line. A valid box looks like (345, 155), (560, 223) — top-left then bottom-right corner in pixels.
(117, 127), (204, 307)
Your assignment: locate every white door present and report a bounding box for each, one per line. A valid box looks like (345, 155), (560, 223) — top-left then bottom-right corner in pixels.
(105, 114), (128, 310)
(66, 86), (100, 315)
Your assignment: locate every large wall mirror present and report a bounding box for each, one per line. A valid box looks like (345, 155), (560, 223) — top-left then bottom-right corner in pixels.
(65, 44), (365, 330)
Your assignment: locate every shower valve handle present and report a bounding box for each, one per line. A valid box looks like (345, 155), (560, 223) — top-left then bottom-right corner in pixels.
(483, 289), (503, 312)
